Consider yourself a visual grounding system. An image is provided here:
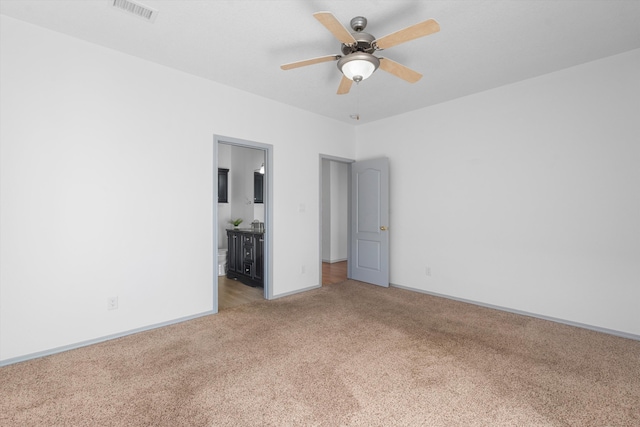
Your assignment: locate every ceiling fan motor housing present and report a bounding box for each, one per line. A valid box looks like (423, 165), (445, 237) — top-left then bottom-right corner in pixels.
(341, 31), (376, 55)
(338, 17), (379, 82)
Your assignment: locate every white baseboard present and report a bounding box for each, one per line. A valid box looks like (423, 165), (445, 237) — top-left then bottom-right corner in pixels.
(391, 283), (640, 342)
(321, 258), (347, 264)
(0, 310), (215, 367)
(271, 284), (321, 300)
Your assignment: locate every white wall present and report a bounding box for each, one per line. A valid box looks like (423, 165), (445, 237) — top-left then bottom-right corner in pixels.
(329, 161), (348, 262)
(321, 159), (332, 261)
(321, 160), (348, 263)
(356, 49), (640, 336)
(0, 16), (355, 363)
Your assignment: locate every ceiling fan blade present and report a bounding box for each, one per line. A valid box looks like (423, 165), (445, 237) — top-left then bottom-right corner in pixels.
(379, 58), (423, 83)
(337, 75), (353, 95)
(313, 11), (357, 45)
(280, 55), (339, 70)
(374, 19), (440, 50)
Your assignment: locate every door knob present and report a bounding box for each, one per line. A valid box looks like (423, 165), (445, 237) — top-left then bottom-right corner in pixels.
(380, 226), (387, 231)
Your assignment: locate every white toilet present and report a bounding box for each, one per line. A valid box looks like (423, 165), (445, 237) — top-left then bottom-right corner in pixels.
(217, 248), (227, 276)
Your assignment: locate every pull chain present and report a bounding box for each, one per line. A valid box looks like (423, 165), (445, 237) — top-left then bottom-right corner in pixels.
(351, 81), (360, 121)
(356, 81), (360, 120)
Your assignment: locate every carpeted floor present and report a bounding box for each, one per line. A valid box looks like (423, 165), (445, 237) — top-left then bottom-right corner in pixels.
(1, 280), (639, 426)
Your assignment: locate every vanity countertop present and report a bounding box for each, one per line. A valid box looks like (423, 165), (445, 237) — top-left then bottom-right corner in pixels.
(227, 228), (264, 234)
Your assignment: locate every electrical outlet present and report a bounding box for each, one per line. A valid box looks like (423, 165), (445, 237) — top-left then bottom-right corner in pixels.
(301, 265), (306, 274)
(107, 296), (118, 310)
(425, 267), (431, 277)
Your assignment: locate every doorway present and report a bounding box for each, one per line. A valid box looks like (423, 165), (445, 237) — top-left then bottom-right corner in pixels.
(214, 135), (272, 313)
(320, 155), (353, 286)
(320, 155), (391, 288)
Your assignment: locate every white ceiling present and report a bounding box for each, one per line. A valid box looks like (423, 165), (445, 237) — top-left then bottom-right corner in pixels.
(1, 0), (639, 125)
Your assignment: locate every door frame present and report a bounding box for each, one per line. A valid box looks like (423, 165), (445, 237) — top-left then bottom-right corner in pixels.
(318, 154), (355, 285)
(214, 135), (273, 313)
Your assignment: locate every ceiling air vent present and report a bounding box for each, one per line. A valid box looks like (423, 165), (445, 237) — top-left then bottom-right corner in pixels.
(112, 0), (158, 23)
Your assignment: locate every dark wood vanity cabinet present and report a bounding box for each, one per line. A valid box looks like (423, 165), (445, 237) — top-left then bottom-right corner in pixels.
(227, 229), (242, 273)
(226, 229), (264, 287)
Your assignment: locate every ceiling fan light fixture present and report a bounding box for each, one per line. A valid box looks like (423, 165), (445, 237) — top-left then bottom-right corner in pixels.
(337, 52), (379, 82)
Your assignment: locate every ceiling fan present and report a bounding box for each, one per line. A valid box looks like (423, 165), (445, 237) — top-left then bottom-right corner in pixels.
(280, 12), (440, 95)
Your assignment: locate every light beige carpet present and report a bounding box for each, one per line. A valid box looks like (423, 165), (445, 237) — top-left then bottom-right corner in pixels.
(1, 280), (639, 426)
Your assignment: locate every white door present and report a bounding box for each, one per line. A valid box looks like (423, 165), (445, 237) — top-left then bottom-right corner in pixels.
(349, 157), (389, 287)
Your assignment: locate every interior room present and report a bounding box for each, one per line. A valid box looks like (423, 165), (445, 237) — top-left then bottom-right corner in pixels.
(1, 1), (638, 425)
(217, 143), (267, 309)
(321, 158), (349, 284)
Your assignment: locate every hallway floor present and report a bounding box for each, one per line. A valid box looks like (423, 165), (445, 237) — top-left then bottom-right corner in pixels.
(218, 260), (348, 310)
(322, 261), (347, 285)
(218, 276), (263, 310)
